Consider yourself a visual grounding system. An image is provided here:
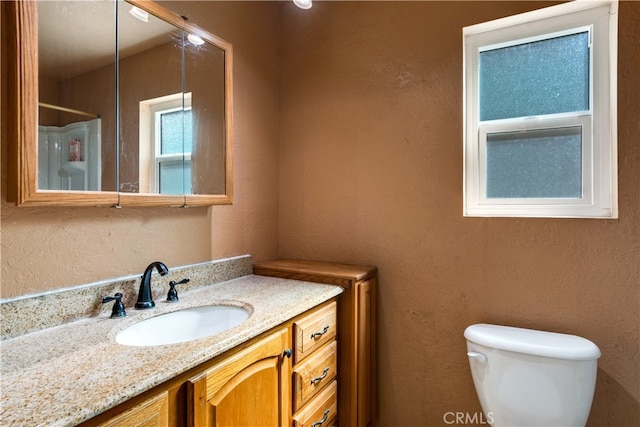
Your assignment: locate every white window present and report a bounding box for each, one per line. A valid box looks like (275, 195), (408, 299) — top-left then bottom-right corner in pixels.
(139, 93), (192, 194)
(463, 0), (618, 218)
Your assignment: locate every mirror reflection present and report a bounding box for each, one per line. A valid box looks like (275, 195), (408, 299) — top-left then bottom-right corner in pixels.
(117, 6), (184, 193)
(37, 0), (229, 198)
(37, 1), (116, 191)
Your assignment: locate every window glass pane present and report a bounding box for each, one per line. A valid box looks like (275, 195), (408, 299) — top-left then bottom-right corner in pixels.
(160, 110), (193, 154)
(479, 32), (589, 121)
(159, 160), (191, 194)
(486, 127), (582, 198)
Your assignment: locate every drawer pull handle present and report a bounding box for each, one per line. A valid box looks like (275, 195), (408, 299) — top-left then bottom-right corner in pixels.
(312, 409), (330, 427)
(311, 325), (330, 339)
(311, 367), (330, 385)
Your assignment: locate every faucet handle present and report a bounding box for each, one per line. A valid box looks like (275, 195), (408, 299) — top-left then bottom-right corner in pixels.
(166, 278), (190, 302)
(102, 293), (126, 318)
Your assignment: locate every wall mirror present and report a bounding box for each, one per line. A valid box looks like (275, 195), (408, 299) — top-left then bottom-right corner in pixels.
(6, 0), (233, 207)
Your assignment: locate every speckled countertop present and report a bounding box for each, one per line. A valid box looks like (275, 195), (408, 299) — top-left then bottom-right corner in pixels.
(0, 275), (343, 426)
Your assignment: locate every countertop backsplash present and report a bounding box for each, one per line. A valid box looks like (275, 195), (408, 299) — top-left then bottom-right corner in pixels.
(0, 255), (253, 340)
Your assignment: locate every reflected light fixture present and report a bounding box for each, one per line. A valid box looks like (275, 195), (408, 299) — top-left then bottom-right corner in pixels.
(129, 6), (149, 22)
(187, 34), (205, 46)
(293, 0), (312, 10)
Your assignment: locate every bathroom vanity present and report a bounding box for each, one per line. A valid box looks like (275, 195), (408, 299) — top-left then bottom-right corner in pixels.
(0, 259), (377, 427)
(81, 300), (338, 427)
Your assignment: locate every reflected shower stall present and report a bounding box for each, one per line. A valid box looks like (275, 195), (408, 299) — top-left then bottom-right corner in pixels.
(37, 103), (102, 191)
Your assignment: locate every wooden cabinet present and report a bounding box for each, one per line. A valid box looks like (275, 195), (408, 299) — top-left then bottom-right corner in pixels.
(186, 327), (291, 427)
(254, 260), (377, 427)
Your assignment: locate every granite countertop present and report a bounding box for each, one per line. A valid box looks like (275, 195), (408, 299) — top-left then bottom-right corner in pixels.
(0, 275), (343, 426)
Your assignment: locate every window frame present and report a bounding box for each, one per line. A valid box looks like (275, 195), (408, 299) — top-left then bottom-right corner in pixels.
(463, 0), (618, 218)
(138, 92), (192, 194)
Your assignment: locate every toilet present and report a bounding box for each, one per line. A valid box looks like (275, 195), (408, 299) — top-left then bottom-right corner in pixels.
(464, 323), (601, 427)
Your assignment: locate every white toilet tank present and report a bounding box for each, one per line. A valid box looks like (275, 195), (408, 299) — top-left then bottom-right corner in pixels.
(464, 324), (601, 427)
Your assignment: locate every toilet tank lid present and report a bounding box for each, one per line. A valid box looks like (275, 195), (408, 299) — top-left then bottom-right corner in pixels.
(464, 324), (601, 360)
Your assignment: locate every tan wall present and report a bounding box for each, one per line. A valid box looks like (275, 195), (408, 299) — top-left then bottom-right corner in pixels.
(278, 1), (639, 426)
(0, 1), (281, 298)
(2, 1), (638, 425)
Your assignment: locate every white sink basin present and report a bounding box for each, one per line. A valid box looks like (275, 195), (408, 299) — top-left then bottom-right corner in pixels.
(116, 305), (250, 347)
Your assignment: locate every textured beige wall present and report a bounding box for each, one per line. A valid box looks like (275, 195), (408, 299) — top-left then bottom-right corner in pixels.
(0, 1), (281, 298)
(2, 1), (638, 425)
(279, 1), (639, 425)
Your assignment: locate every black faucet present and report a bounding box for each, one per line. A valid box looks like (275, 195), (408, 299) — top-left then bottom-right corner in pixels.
(135, 261), (169, 309)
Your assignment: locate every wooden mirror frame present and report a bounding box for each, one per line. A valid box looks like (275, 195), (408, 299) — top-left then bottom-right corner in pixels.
(5, 0), (233, 207)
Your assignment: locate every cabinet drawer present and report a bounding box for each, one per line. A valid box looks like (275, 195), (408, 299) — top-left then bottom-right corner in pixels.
(293, 380), (337, 427)
(95, 391), (168, 427)
(294, 301), (337, 363)
(293, 340), (338, 410)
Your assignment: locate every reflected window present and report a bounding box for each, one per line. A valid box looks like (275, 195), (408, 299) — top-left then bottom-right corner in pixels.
(139, 93), (192, 194)
(157, 107), (192, 194)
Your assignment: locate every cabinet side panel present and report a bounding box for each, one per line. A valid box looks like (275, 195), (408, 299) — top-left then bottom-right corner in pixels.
(357, 278), (376, 427)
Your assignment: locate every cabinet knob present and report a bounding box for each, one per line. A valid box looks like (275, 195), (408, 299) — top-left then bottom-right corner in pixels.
(283, 349), (293, 359)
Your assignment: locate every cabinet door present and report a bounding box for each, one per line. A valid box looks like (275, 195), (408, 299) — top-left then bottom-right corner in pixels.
(187, 328), (291, 427)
